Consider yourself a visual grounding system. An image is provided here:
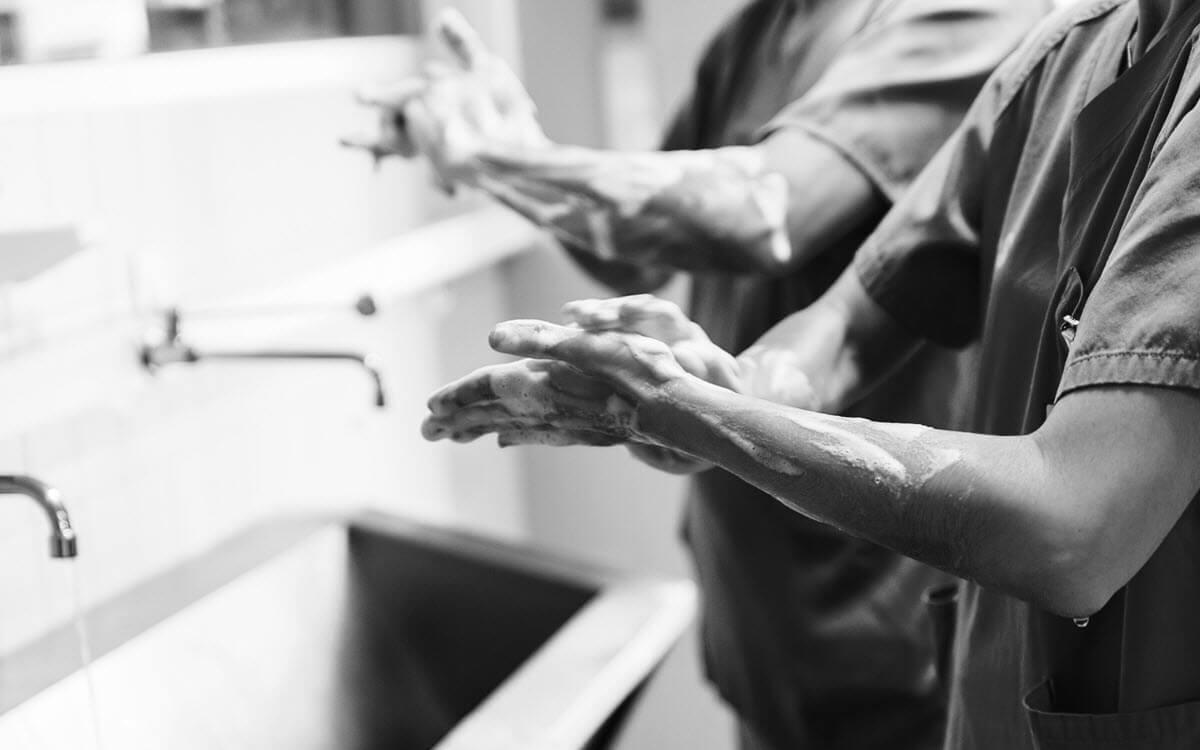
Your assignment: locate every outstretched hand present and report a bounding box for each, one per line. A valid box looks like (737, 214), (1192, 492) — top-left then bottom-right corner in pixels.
(423, 297), (743, 474)
(561, 294), (742, 392)
(342, 9), (547, 192)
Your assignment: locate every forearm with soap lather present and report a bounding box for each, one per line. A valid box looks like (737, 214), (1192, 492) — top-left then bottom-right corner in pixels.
(595, 273), (1200, 619)
(474, 128), (884, 290)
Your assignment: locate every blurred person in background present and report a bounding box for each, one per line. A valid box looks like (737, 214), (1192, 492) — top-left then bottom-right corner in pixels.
(423, 0), (1200, 748)
(349, 2), (1047, 748)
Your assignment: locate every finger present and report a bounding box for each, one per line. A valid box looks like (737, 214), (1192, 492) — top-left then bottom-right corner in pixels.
(488, 62), (537, 115)
(425, 402), (542, 435)
(426, 365), (501, 416)
(561, 296), (646, 330)
(496, 428), (622, 448)
(403, 99), (459, 195)
(339, 133), (392, 158)
(426, 404), (620, 438)
(488, 319), (582, 360)
(356, 79), (427, 110)
(616, 296), (695, 340)
(562, 295), (688, 340)
(435, 8), (490, 72)
(489, 320), (685, 404)
(379, 109), (417, 158)
(538, 361), (614, 399)
(421, 414), (496, 443)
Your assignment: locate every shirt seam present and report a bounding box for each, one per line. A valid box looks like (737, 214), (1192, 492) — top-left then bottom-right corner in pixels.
(1056, 349), (1200, 400)
(990, 0), (1130, 125)
(1065, 349), (1200, 364)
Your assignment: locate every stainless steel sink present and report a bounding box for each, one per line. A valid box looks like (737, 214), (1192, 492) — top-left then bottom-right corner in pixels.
(0, 512), (695, 749)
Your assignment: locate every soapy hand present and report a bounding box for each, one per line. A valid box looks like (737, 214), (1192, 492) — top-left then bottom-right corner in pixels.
(423, 299), (737, 474)
(422, 318), (704, 453)
(560, 295), (734, 473)
(422, 358), (631, 447)
(561, 295), (741, 391)
(342, 9), (547, 193)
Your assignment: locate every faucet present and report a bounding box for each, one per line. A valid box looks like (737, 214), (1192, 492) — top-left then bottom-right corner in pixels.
(0, 476), (78, 558)
(141, 308), (387, 408)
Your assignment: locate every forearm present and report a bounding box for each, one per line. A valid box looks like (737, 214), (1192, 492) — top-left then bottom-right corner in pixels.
(760, 128), (887, 272)
(477, 135), (879, 275)
(634, 376), (1087, 615)
(435, 311), (1200, 616)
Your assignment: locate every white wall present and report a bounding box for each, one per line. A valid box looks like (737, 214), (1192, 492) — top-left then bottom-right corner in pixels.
(0, 38), (528, 660)
(0, 7), (745, 747)
(642, 0), (745, 128)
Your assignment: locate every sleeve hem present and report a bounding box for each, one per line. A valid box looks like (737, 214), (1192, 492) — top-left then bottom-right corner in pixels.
(1056, 350), (1200, 400)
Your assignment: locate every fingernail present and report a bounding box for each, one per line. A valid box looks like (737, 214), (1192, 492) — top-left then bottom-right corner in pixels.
(488, 325), (509, 349)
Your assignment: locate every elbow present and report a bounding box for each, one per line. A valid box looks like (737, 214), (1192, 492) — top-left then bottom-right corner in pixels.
(1015, 521), (1125, 619)
(1025, 560), (1118, 620)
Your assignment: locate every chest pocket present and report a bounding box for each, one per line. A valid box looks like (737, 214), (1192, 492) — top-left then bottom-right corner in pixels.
(1025, 680), (1200, 750)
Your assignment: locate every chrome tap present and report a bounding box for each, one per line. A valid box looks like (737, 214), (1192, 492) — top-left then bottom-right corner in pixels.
(141, 308), (387, 408)
(0, 476), (78, 558)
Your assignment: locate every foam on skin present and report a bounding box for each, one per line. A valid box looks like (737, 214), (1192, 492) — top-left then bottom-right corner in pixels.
(474, 145), (793, 272)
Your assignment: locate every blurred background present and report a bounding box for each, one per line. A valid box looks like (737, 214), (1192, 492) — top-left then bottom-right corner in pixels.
(0, 1), (749, 748)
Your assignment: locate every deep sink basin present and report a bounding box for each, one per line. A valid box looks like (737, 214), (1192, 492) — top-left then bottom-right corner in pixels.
(0, 513), (695, 749)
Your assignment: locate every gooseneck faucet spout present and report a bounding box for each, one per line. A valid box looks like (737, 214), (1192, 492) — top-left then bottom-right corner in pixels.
(0, 476), (78, 558)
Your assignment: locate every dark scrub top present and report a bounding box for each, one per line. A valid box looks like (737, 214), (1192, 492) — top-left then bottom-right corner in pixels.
(855, 1), (1200, 747)
(657, 1), (1050, 748)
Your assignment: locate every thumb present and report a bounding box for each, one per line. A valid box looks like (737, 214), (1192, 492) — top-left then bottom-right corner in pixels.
(436, 8), (490, 71)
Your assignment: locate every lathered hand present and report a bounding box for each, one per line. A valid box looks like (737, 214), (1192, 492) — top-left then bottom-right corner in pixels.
(422, 320), (712, 463)
(562, 295), (741, 391)
(561, 294), (748, 473)
(343, 9), (547, 192)
(423, 356), (634, 447)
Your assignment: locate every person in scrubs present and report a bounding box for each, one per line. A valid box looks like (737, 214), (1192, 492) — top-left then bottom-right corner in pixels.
(354, 3), (1048, 749)
(424, 0), (1200, 748)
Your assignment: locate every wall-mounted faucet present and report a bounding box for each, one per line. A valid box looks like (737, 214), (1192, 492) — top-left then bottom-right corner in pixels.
(140, 306), (387, 409)
(0, 476), (77, 558)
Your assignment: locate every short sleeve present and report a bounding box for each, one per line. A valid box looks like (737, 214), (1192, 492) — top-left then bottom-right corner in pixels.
(761, 0), (1050, 202)
(1057, 98), (1200, 398)
(849, 64), (1006, 348)
(850, 2), (1091, 348)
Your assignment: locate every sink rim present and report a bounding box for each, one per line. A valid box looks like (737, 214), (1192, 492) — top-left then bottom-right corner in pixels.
(0, 510), (697, 749)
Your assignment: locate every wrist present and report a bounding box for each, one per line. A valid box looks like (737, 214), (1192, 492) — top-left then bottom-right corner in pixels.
(735, 347), (824, 411)
(631, 373), (723, 448)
